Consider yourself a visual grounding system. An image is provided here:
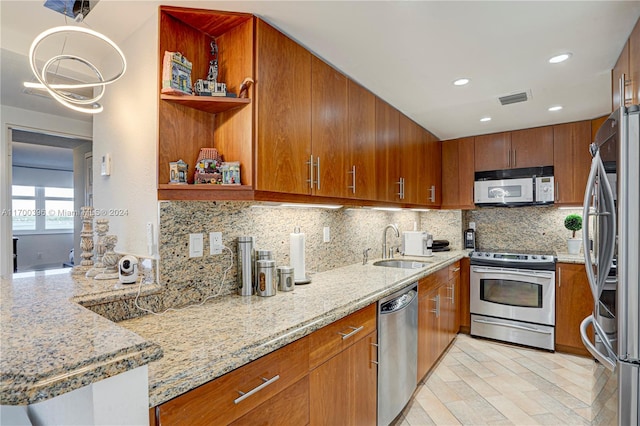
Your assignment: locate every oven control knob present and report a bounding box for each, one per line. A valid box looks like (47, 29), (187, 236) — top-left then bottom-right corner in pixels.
(541, 255), (547, 260)
(532, 255), (537, 259)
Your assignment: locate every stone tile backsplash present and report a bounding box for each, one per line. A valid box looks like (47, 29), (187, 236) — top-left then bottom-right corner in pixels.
(156, 201), (463, 308)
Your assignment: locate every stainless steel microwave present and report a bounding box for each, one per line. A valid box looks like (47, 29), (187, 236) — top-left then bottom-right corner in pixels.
(474, 167), (555, 206)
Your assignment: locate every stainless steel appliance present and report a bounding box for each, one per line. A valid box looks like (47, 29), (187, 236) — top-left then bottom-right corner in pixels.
(464, 228), (476, 249)
(474, 166), (554, 206)
(237, 236), (255, 296)
(378, 284), (418, 426)
(580, 103), (639, 426)
(402, 231), (433, 257)
(470, 250), (556, 350)
(255, 259), (276, 297)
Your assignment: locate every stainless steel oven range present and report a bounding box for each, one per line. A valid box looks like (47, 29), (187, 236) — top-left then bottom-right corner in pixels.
(469, 250), (556, 350)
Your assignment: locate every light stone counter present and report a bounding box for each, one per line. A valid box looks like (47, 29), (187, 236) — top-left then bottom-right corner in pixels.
(119, 250), (467, 407)
(556, 252), (588, 264)
(0, 270), (163, 405)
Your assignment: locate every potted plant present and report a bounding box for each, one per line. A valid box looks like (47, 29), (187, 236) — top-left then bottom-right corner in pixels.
(564, 213), (583, 254)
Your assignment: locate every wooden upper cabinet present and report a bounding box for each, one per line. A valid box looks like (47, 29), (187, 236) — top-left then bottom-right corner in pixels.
(311, 56), (348, 198)
(347, 81), (377, 201)
(553, 120), (592, 206)
(255, 19), (311, 194)
(424, 130), (442, 208)
(399, 114), (423, 204)
(442, 137), (474, 209)
(629, 18), (640, 105)
(510, 126), (554, 168)
(613, 40), (630, 111)
(375, 98), (401, 202)
(474, 132), (511, 171)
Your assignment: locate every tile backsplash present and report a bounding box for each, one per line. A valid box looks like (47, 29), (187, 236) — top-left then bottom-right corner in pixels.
(154, 201), (462, 309)
(464, 206), (584, 253)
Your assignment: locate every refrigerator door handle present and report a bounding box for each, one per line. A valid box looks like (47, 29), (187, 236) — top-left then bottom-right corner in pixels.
(580, 315), (617, 372)
(583, 153), (600, 299)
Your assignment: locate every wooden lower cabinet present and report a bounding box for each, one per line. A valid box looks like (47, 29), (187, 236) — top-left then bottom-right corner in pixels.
(459, 257), (471, 334)
(417, 264), (460, 382)
(309, 331), (377, 426)
(555, 263), (594, 357)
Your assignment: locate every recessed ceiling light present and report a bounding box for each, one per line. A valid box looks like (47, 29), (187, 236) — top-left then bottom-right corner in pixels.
(480, 117), (492, 122)
(548, 105), (563, 112)
(453, 78), (470, 86)
(549, 53), (572, 64)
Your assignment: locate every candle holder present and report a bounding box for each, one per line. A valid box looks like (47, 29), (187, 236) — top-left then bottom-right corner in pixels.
(71, 206), (94, 275)
(86, 218), (109, 278)
(95, 235), (119, 280)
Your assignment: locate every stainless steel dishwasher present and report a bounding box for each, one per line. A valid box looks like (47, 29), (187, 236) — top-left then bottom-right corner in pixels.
(378, 283), (418, 426)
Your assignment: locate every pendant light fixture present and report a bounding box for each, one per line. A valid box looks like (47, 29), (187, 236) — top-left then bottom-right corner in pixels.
(23, 1), (126, 114)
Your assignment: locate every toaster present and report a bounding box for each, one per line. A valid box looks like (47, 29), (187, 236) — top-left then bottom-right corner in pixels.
(402, 231), (433, 257)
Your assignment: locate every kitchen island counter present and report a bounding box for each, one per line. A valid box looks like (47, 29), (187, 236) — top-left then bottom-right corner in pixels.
(120, 251), (467, 407)
(0, 270), (163, 406)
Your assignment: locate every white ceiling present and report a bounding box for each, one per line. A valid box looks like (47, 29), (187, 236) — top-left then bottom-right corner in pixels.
(1, 1), (639, 140)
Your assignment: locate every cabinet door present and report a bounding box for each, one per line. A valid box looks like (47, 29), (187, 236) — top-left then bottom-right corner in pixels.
(424, 131), (442, 207)
(474, 132), (511, 171)
(459, 257), (471, 334)
(417, 287), (439, 381)
(347, 81), (377, 201)
(256, 20), (311, 194)
(400, 114), (423, 204)
(312, 56), (348, 198)
(612, 40), (630, 111)
(553, 121), (591, 205)
(375, 98), (401, 202)
(510, 126), (554, 168)
(310, 332), (377, 426)
(555, 263), (594, 357)
(442, 137), (474, 209)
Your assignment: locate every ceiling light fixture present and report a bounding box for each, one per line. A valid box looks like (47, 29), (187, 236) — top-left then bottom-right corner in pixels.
(453, 78), (470, 86)
(549, 53), (572, 64)
(24, 25), (126, 114)
(548, 105), (563, 112)
(480, 117), (492, 122)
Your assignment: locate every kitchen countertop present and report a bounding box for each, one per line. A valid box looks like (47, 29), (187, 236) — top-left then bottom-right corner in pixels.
(0, 269), (163, 406)
(119, 250), (467, 407)
(556, 252), (587, 264)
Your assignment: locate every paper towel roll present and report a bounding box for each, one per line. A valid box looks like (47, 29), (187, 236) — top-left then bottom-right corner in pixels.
(290, 231), (306, 282)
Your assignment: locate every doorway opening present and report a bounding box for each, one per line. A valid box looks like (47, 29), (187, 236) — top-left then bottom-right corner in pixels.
(10, 128), (92, 274)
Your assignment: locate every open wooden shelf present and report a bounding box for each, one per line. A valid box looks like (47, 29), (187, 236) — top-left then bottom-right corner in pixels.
(158, 184), (255, 201)
(160, 94), (251, 114)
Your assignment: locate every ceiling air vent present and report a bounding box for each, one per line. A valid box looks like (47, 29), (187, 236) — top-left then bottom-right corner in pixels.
(499, 91), (530, 106)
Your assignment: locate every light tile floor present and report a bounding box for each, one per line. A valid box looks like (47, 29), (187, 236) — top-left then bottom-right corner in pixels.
(392, 334), (595, 426)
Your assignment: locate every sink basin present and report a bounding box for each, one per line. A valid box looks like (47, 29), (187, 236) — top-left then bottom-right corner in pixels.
(373, 259), (431, 269)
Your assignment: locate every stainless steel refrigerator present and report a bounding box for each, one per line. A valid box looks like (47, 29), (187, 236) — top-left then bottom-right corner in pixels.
(581, 103), (639, 426)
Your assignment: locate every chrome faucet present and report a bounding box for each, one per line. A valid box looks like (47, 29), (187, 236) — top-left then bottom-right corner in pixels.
(382, 224), (400, 259)
(363, 248), (372, 265)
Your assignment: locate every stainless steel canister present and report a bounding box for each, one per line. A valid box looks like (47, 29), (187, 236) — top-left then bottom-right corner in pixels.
(277, 266), (295, 292)
(254, 250), (273, 289)
(237, 236), (255, 296)
(256, 259), (276, 297)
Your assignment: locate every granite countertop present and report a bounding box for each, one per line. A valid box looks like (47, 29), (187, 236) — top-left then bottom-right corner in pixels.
(0, 270), (163, 406)
(556, 251), (588, 264)
(119, 250), (467, 407)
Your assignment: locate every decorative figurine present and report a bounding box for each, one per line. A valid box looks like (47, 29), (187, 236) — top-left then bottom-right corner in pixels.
(71, 206), (94, 275)
(169, 159), (188, 184)
(86, 218), (109, 277)
(194, 39), (227, 96)
(161, 51), (192, 95)
(94, 235), (119, 280)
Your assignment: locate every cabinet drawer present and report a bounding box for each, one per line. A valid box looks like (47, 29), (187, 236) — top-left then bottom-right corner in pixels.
(230, 376), (309, 426)
(308, 303), (376, 369)
(158, 337), (309, 425)
(418, 268), (449, 296)
(449, 261), (461, 281)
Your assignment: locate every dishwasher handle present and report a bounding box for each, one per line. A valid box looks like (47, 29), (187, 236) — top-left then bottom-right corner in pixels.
(380, 289), (417, 314)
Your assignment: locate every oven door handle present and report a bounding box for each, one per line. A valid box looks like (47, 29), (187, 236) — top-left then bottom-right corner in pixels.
(472, 318), (553, 334)
(471, 267), (553, 280)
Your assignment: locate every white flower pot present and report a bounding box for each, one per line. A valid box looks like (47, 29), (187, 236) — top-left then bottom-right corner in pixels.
(567, 238), (582, 255)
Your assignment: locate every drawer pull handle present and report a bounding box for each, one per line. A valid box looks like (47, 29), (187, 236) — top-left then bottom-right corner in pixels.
(234, 375), (280, 404)
(452, 268), (460, 272)
(338, 325), (364, 340)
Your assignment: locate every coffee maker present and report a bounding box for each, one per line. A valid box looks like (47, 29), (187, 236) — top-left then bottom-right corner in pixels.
(464, 228), (476, 249)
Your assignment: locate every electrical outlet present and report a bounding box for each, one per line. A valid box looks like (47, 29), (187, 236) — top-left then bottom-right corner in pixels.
(323, 226), (330, 243)
(210, 232), (223, 255)
(189, 233), (203, 258)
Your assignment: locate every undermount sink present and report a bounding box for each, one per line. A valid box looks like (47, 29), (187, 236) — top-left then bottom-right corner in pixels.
(373, 259), (431, 269)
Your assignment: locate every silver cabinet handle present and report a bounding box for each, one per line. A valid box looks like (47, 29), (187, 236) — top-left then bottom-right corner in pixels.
(449, 284), (455, 304)
(430, 294), (440, 317)
(338, 325), (364, 340)
(513, 150), (517, 168)
(306, 154), (314, 190)
(348, 165), (356, 194)
(396, 178), (403, 198)
(316, 156), (321, 190)
(452, 267), (460, 272)
(558, 267), (562, 287)
(234, 375), (280, 404)
(370, 342), (379, 365)
(428, 185), (436, 203)
(555, 181), (559, 202)
(401, 177), (405, 199)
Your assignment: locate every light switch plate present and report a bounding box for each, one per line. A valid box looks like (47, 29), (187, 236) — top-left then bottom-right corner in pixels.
(323, 226), (330, 243)
(189, 233), (203, 257)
